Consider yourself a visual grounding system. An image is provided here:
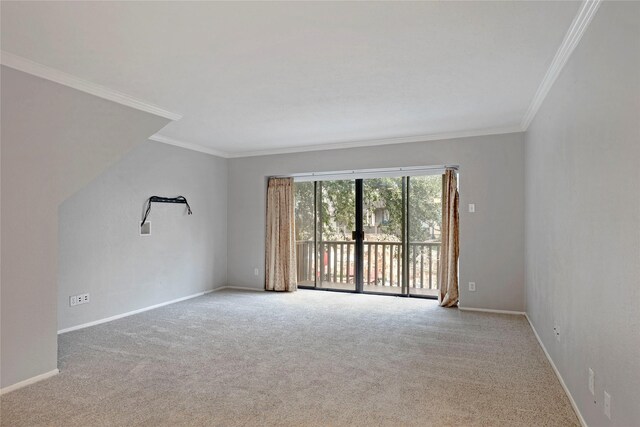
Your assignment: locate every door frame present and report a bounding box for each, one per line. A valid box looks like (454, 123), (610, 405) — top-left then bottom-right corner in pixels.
(354, 179), (364, 293)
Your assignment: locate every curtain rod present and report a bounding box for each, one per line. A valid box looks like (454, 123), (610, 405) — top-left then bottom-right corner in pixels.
(272, 165), (459, 179)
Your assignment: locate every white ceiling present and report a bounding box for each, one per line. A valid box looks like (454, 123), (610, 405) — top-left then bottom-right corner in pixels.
(1, 1), (581, 156)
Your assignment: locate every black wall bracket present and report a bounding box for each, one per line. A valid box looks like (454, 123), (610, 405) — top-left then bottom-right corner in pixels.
(141, 196), (192, 227)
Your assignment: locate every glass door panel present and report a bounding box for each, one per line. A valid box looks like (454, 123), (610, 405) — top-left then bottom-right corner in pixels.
(407, 175), (442, 297)
(317, 180), (356, 291)
(362, 177), (404, 295)
(294, 181), (316, 286)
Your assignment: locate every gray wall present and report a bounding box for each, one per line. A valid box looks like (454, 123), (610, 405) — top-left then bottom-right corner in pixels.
(1, 67), (170, 388)
(524, 2), (640, 426)
(58, 141), (228, 331)
(228, 132), (525, 312)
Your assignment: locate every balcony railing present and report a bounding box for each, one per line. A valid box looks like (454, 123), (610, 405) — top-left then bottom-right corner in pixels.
(296, 240), (440, 293)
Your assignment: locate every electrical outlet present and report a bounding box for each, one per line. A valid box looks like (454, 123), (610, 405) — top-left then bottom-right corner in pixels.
(70, 293), (90, 306)
(468, 203), (475, 213)
(254, 268), (259, 276)
(588, 368), (595, 395)
(604, 390), (611, 419)
(468, 282), (476, 291)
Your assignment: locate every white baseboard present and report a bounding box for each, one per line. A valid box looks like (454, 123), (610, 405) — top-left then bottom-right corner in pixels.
(57, 290), (214, 334)
(458, 306), (525, 315)
(215, 286), (265, 292)
(525, 313), (587, 427)
(0, 369), (59, 396)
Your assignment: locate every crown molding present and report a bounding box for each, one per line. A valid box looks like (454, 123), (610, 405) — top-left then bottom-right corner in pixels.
(0, 50), (182, 121)
(521, 0), (601, 130)
(150, 126), (521, 159)
(149, 134), (230, 158)
(224, 126), (523, 158)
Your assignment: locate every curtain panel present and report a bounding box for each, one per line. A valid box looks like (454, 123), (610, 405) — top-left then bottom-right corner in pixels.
(438, 169), (459, 307)
(265, 177), (297, 292)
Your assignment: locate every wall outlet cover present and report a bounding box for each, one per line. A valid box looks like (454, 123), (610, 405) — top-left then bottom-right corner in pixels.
(468, 282), (476, 291)
(70, 293), (90, 306)
(140, 222), (151, 236)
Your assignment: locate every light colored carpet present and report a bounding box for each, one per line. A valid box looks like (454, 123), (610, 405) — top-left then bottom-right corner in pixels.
(1, 289), (578, 426)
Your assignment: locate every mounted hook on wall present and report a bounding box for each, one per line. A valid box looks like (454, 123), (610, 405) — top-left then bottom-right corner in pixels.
(140, 196), (192, 231)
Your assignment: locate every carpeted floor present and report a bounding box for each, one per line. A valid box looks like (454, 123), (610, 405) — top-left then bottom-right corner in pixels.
(1, 289), (578, 426)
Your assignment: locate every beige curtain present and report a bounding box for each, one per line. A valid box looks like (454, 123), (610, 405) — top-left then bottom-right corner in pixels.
(265, 177), (297, 292)
(438, 169), (459, 307)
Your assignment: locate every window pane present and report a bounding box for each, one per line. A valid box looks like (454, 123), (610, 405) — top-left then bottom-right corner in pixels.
(362, 177), (404, 294)
(317, 180), (356, 291)
(294, 181), (315, 286)
(408, 175), (442, 296)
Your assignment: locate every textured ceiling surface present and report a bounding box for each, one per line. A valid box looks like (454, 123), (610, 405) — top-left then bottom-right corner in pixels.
(1, 1), (580, 154)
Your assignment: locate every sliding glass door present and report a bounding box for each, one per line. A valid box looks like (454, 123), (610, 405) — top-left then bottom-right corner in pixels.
(317, 180), (356, 291)
(362, 177), (405, 295)
(294, 173), (442, 298)
(294, 181), (315, 286)
(407, 175), (442, 297)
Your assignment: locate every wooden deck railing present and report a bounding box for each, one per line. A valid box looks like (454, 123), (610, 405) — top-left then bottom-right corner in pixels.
(296, 240), (440, 291)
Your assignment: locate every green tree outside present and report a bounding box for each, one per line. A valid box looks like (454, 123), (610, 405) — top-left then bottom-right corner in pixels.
(294, 176), (442, 243)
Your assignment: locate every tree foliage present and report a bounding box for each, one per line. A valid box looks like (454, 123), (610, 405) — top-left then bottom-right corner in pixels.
(294, 176), (441, 242)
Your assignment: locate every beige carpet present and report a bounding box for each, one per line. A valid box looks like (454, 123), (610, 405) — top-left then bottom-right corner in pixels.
(1, 289), (578, 426)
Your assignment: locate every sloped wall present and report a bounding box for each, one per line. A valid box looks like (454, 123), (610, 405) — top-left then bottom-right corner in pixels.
(0, 67), (170, 388)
